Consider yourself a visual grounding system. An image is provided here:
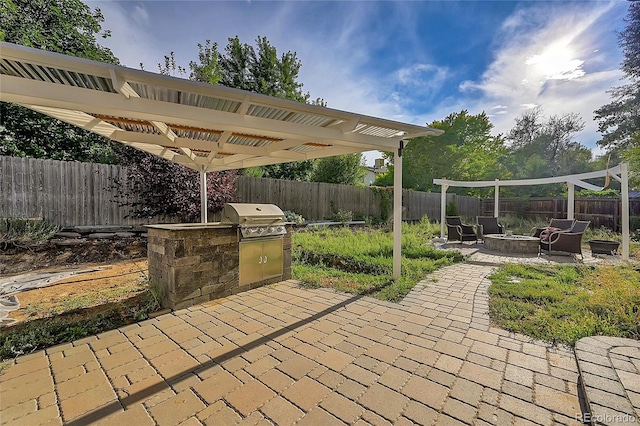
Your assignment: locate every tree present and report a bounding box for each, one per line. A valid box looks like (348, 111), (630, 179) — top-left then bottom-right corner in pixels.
(123, 34), (319, 218)
(189, 40), (222, 85)
(503, 108), (593, 196)
(216, 35), (315, 179)
(219, 36), (309, 102)
(0, 0), (123, 163)
(594, 2), (640, 151)
(0, 0), (118, 63)
(216, 36), (316, 180)
(261, 161), (316, 181)
(311, 154), (366, 185)
(506, 107), (589, 177)
(376, 110), (507, 196)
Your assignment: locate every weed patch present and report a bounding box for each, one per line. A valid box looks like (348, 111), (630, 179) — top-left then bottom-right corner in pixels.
(0, 288), (160, 360)
(488, 264), (640, 346)
(0, 218), (60, 247)
(292, 221), (462, 302)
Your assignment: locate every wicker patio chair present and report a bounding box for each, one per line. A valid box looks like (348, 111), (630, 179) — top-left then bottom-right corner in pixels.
(445, 216), (477, 244)
(531, 218), (575, 238)
(476, 216), (504, 240)
(539, 220), (591, 258)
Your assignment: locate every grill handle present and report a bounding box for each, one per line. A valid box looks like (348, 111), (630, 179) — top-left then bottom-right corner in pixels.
(242, 217), (284, 223)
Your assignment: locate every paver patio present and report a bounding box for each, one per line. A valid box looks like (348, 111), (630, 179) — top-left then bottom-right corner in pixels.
(0, 248), (632, 425)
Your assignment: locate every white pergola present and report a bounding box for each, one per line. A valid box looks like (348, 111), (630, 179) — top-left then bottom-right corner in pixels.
(434, 163), (631, 260)
(0, 42), (443, 279)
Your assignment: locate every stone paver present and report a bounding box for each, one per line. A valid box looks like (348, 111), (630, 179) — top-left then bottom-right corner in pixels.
(1, 247), (633, 425)
(576, 336), (640, 425)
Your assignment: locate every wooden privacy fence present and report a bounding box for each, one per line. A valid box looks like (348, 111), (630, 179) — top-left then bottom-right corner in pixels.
(1, 156), (149, 227)
(482, 197), (640, 231)
(1, 156), (481, 227)
(235, 177), (481, 223)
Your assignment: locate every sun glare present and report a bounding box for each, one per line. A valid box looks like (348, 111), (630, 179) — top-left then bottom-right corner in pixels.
(525, 44), (585, 81)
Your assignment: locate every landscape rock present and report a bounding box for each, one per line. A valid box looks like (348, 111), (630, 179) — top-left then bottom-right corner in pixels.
(53, 232), (82, 239)
(87, 233), (117, 240)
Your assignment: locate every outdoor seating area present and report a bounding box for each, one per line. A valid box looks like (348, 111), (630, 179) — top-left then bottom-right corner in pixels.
(442, 217), (601, 260)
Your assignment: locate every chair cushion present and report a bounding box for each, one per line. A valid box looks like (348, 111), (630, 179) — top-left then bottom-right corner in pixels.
(540, 227), (561, 241)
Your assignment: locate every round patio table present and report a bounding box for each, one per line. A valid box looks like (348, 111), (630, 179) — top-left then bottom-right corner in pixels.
(483, 234), (540, 254)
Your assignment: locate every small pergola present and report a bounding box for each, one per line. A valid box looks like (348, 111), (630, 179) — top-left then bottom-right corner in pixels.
(0, 42), (444, 279)
(434, 163), (631, 260)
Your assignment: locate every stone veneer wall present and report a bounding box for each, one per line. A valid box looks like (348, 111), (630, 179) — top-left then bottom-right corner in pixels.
(147, 224), (292, 310)
(483, 235), (540, 254)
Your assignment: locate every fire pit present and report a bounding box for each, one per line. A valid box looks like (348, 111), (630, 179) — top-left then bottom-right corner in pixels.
(484, 234), (540, 254)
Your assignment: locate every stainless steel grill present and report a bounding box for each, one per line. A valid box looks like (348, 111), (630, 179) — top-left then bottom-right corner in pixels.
(221, 203), (287, 286)
(221, 203), (287, 239)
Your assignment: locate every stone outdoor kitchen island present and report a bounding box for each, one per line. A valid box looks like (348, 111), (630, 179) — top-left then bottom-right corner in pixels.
(146, 221), (292, 310)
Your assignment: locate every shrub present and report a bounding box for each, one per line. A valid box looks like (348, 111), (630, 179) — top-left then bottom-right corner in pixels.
(114, 151), (238, 222)
(445, 201), (458, 216)
(0, 218), (60, 243)
(284, 210), (305, 224)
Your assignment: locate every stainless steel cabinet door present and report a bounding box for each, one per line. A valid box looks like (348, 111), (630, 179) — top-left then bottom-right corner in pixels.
(239, 241), (263, 286)
(261, 238), (283, 279)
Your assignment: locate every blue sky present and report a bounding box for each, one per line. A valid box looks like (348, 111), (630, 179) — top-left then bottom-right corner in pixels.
(86, 0), (629, 165)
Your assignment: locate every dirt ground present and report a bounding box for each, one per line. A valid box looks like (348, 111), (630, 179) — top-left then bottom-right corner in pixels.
(1, 239), (149, 324)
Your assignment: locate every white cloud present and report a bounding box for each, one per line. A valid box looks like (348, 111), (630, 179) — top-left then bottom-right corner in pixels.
(131, 5), (150, 26)
(451, 1), (625, 150)
(89, 2), (161, 70)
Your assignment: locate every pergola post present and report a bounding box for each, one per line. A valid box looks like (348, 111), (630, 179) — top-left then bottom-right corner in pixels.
(494, 179), (499, 218)
(440, 180), (448, 238)
(567, 182), (575, 220)
(392, 142), (404, 280)
(621, 162), (629, 260)
(200, 170), (208, 223)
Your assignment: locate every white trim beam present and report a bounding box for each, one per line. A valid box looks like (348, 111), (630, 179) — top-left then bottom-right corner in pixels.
(433, 166), (622, 188)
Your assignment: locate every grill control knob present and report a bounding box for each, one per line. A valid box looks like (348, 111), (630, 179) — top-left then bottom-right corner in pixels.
(258, 227), (266, 234)
(275, 226), (284, 233)
(268, 226), (275, 233)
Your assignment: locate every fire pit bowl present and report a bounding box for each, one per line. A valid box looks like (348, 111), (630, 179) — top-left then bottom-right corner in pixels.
(588, 240), (620, 255)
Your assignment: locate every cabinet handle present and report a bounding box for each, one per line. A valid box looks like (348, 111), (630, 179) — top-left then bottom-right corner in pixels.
(263, 255), (268, 263)
(258, 256), (263, 264)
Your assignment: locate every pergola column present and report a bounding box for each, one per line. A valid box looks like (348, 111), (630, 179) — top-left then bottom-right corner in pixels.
(392, 142), (404, 279)
(567, 182), (575, 220)
(621, 162), (629, 260)
(494, 179), (499, 217)
(440, 180), (448, 238)
(200, 170), (208, 223)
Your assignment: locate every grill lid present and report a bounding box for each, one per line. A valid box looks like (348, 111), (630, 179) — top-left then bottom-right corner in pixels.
(221, 203), (285, 226)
